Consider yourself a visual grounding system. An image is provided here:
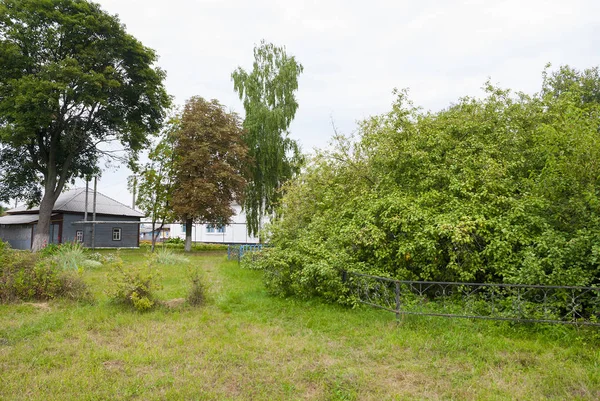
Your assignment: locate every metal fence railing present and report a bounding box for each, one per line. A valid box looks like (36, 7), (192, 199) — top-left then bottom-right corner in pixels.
(227, 244), (269, 263)
(343, 271), (600, 326)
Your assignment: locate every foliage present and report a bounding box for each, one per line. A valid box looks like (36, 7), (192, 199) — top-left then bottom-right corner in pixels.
(38, 243), (61, 257)
(107, 253), (162, 311)
(52, 242), (86, 270)
(132, 117), (178, 252)
(0, 247), (91, 302)
(171, 96), (248, 251)
(153, 247), (189, 265)
(139, 240), (228, 252)
(254, 66), (600, 303)
(232, 40), (304, 236)
(0, 0), (170, 249)
(186, 266), (206, 306)
(166, 237), (184, 245)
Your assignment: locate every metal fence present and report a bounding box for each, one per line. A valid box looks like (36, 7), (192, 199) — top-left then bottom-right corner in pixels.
(343, 271), (600, 326)
(227, 244), (269, 263)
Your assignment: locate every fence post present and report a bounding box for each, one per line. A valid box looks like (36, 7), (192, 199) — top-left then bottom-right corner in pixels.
(227, 245), (230, 260)
(395, 281), (401, 322)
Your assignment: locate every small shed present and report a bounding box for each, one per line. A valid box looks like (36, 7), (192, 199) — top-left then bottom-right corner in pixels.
(0, 188), (144, 250)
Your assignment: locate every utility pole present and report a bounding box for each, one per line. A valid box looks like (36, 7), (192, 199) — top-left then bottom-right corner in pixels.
(84, 179), (89, 246)
(92, 176), (97, 250)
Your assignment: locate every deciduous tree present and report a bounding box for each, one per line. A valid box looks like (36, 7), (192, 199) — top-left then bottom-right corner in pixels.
(0, 0), (170, 250)
(131, 118), (178, 252)
(171, 97), (248, 252)
(232, 40), (304, 237)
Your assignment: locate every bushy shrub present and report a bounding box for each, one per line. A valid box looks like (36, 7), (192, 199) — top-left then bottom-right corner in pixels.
(0, 248), (91, 303)
(107, 254), (162, 311)
(257, 67), (600, 303)
(166, 237), (184, 245)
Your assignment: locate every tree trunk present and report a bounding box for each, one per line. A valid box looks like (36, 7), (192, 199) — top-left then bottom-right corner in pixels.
(31, 191), (55, 251)
(152, 219), (166, 253)
(151, 219), (157, 252)
(184, 217), (193, 252)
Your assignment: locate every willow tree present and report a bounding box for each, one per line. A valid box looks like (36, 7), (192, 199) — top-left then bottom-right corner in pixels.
(171, 97), (248, 252)
(0, 0), (170, 250)
(232, 40), (304, 236)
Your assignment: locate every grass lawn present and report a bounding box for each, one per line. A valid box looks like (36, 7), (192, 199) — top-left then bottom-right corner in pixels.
(1, 249), (599, 400)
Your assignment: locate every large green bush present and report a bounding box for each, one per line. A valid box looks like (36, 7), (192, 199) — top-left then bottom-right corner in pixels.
(254, 66), (600, 303)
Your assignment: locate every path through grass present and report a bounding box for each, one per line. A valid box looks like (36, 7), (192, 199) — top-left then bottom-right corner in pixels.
(0, 250), (599, 400)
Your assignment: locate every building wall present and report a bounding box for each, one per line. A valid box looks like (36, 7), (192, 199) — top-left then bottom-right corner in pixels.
(63, 213), (140, 248)
(165, 205), (263, 244)
(0, 224), (31, 250)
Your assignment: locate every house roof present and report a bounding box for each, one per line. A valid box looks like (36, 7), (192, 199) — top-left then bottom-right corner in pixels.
(7, 188), (144, 218)
(0, 214), (42, 225)
(0, 213), (61, 225)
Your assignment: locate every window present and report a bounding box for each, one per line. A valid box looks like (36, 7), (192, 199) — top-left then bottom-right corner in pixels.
(206, 224), (225, 234)
(76, 230), (83, 243)
(112, 228), (122, 241)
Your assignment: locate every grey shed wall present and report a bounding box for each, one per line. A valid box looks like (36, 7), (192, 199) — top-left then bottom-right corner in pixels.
(0, 224), (31, 250)
(63, 213), (140, 248)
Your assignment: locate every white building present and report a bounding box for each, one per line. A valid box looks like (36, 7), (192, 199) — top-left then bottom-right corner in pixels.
(141, 204), (262, 244)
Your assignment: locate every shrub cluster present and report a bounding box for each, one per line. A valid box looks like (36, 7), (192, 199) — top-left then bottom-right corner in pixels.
(107, 253), (162, 311)
(139, 241), (227, 252)
(0, 241), (91, 303)
(252, 67), (600, 304)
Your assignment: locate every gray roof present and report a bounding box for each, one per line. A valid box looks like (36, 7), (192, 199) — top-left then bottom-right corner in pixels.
(0, 214), (41, 224)
(7, 188), (144, 218)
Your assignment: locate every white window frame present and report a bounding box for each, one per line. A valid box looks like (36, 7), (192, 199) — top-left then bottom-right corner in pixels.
(112, 227), (122, 241)
(206, 224), (225, 234)
(76, 230), (84, 243)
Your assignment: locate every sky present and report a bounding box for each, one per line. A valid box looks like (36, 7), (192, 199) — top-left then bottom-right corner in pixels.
(65, 0), (600, 206)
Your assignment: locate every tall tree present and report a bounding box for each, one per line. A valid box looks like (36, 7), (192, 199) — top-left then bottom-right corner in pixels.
(232, 40), (304, 237)
(171, 97), (248, 252)
(0, 0), (170, 250)
(131, 117), (178, 252)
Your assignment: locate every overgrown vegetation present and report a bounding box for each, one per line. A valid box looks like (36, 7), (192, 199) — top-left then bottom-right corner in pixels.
(153, 247), (189, 265)
(253, 66), (600, 303)
(106, 253), (162, 311)
(139, 241), (227, 252)
(0, 249), (598, 400)
(186, 266), (206, 306)
(0, 240), (91, 303)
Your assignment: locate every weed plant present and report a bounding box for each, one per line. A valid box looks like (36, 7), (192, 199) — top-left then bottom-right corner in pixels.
(153, 247), (189, 265)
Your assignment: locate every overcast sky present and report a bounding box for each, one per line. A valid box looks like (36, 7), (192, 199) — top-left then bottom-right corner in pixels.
(70, 0), (600, 206)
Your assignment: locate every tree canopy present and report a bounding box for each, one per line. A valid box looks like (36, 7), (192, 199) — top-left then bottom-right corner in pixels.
(232, 40), (304, 236)
(252, 66), (600, 303)
(171, 97), (248, 251)
(131, 117), (178, 252)
(0, 0), (170, 250)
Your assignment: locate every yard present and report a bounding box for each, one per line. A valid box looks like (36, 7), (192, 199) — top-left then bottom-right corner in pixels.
(0, 249), (599, 400)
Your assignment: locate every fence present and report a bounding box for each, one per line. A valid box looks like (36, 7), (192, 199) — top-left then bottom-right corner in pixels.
(227, 244), (269, 263)
(343, 271), (600, 326)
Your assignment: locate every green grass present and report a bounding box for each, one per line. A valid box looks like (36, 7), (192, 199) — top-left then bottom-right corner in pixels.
(1, 249), (599, 400)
